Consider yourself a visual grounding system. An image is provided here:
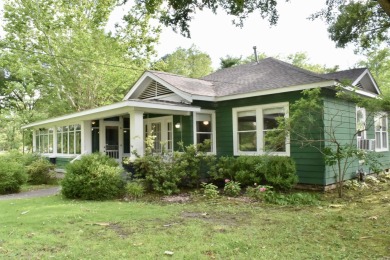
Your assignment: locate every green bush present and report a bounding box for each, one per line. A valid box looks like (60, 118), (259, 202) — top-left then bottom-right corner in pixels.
(263, 191), (320, 206)
(26, 158), (56, 184)
(245, 185), (272, 201)
(0, 159), (28, 194)
(201, 182), (219, 199)
(125, 180), (145, 199)
(256, 156), (297, 190)
(134, 154), (183, 195)
(223, 180), (241, 197)
(211, 155), (297, 191)
(133, 140), (215, 195)
(61, 153), (125, 200)
(5, 151), (41, 167)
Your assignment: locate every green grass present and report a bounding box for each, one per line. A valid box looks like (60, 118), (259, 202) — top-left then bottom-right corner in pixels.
(0, 186), (389, 259)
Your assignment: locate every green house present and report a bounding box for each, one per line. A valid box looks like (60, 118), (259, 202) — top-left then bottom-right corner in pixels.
(22, 57), (390, 187)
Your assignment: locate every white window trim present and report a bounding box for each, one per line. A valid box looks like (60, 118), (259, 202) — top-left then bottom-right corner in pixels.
(193, 110), (216, 154)
(375, 112), (389, 152)
(232, 102), (290, 156)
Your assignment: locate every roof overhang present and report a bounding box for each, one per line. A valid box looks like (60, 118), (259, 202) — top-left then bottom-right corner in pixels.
(214, 80), (337, 102)
(22, 100), (200, 129)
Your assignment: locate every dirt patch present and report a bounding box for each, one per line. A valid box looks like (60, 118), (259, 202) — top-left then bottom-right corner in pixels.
(161, 193), (191, 203)
(181, 211), (252, 226)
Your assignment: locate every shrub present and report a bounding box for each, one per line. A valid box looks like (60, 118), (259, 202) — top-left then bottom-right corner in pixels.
(26, 158), (56, 184)
(245, 185), (272, 201)
(263, 191), (320, 206)
(61, 153), (125, 200)
(125, 180), (145, 199)
(201, 182), (219, 199)
(255, 156), (297, 191)
(134, 154), (183, 195)
(223, 179), (241, 197)
(0, 159), (27, 194)
(5, 151), (41, 167)
(133, 139), (215, 195)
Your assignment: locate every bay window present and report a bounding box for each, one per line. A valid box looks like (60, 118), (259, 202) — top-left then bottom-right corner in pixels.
(233, 103), (289, 155)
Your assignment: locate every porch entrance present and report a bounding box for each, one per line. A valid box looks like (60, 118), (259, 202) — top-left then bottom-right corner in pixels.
(144, 116), (173, 153)
(105, 125), (119, 159)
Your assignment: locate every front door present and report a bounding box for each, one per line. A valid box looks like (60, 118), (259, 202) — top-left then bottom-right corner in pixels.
(105, 125), (119, 159)
(144, 116), (173, 153)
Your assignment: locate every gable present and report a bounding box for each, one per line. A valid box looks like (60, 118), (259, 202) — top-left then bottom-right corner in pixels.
(123, 72), (193, 103)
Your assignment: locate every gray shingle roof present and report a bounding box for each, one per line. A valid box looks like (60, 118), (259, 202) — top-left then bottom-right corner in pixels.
(146, 58), (368, 98)
(147, 70), (216, 97)
(322, 68), (367, 83)
(201, 57), (332, 97)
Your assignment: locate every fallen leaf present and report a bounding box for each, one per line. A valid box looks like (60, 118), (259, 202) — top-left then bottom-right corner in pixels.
(21, 211), (29, 215)
(329, 204), (343, 208)
(93, 222), (110, 226)
(368, 216), (378, 220)
(164, 251), (174, 256)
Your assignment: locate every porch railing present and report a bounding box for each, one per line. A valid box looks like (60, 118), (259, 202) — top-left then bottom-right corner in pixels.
(105, 145), (119, 159)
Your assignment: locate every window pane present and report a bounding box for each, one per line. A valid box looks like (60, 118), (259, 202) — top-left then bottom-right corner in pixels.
(69, 132), (74, 154)
(382, 133), (387, 148)
(238, 111), (256, 131)
(264, 130), (286, 152)
(123, 129), (130, 153)
(238, 132), (257, 151)
(382, 117), (387, 131)
(197, 133), (212, 151)
(123, 118), (130, 128)
(197, 121), (212, 132)
(263, 113), (284, 130)
(376, 132), (381, 149)
(75, 131), (81, 154)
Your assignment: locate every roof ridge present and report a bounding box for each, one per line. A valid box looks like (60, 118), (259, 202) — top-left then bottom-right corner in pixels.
(147, 70), (211, 82)
(266, 57), (331, 81)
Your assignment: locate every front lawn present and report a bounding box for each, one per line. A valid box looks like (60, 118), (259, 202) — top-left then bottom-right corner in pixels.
(0, 185), (389, 259)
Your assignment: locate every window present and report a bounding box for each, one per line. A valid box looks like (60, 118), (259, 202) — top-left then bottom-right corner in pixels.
(36, 128), (54, 153)
(55, 124), (81, 155)
(375, 113), (388, 151)
(194, 111), (216, 153)
(356, 107), (368, 149)
(233, 103), (289, 156)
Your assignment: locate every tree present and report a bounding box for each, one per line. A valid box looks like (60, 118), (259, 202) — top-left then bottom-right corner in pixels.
(356, 48), (390, 95)
(153, 45), (213, 78)
(0, 0), (160, 114)
(0, 0), (160, 151)
(134, 0), (390, 50)
(219, 55), (243, 69)
(285, 52), (339, 74)
(273, 88), (382, 197)
(311, 0), (390, 51)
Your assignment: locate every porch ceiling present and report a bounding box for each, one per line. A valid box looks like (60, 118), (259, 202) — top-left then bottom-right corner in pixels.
(22, 100), (201, 129)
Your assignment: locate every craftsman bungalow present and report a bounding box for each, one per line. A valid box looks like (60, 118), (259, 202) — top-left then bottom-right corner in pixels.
(22, 57), (390, 186)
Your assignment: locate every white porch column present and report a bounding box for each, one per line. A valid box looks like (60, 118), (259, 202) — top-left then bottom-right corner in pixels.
(32, 129), (37, 152)
(129, 110), (144, 159)
(82, 121), (92, 154)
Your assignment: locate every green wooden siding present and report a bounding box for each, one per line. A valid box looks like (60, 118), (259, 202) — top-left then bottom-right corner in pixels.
(173, 115), (193, 150)
(322, 92), (390, 185)
(212, 91), (327, 185)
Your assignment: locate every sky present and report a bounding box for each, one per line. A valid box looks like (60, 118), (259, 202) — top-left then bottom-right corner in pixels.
(151, 1), (365, 70)
(0, 1), (365, 71)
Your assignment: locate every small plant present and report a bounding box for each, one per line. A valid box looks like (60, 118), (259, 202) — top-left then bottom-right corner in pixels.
(201, 182), (219, 199)
(223, 179), (241, 197)
(26, 158), (56, 184)
(246, 184), (273, 201)
(263, 191), (320, 205)
(125, 180), (145, 199)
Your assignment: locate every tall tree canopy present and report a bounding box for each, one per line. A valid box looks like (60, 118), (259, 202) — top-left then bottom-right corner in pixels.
(0, 0), (160, 150)
(135, 0), (390, 50)
(0, 0), (160, 117)
(153, 45), (213, 78)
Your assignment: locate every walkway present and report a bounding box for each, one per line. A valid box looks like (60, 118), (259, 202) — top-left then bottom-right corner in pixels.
(0, 186), (61, 201)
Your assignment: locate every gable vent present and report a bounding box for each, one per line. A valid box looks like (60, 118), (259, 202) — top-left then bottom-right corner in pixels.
(139, 80), (174, 99)
(355, 82), (363, 89)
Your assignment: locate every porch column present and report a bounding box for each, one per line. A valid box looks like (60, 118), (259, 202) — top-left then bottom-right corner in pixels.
(82, 121), (92, 154)
(32, 129), (37, 152)
(129, 110), (144, 159)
